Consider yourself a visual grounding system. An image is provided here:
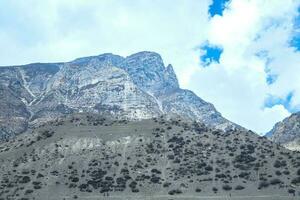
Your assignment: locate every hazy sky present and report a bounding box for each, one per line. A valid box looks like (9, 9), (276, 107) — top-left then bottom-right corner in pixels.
(0, 0), (300, 134)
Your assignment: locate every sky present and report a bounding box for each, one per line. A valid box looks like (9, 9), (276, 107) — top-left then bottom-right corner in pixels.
(0, 0), (300, 134)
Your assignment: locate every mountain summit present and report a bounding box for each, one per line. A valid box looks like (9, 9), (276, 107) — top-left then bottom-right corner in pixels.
(0, 51), (236, 139)
(267, 112), (300, 151)
(1, 52), (300, 199)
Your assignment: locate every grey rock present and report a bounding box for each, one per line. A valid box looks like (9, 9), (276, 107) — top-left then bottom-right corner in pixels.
(267, 112), (300, 151)
(0, 51), (238, 139)
(159, 89), (234, 130)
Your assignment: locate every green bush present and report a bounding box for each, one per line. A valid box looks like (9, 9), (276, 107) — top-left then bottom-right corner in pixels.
(258, 181), (269, 189)
(235, 185), (245, 190)
(291, 177), (300, 185)
(270, 178), (282, 185)
(222, 185), (232, 191)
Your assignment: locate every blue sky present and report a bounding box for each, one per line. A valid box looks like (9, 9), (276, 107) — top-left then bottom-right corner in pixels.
(0, 0), (300, 134)
(265, 92), (294, 112)
(200, 43), (223, 66)
(209, 0), (230, 17)
(290, 7), (300, 50)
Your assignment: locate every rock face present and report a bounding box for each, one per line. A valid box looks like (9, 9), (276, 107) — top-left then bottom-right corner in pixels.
(267, 112), (300, 151)
(0, 51), (235, 139)
(0, 114), (299, 199)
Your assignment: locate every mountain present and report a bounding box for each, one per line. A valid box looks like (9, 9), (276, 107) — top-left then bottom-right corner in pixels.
(267, 112), (300, 151)
(0, 114), (299, 199)
(0, 51), (236, 140)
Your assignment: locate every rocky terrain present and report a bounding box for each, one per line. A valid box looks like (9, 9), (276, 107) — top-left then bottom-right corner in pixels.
(1, 51), (300, 200)
(267, 112), (300, 151)
(0, 51), (236, 140)
(0, 114), (299, 200)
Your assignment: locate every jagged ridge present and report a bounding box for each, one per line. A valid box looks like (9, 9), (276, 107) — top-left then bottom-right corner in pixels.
(0, 51), (236, 139)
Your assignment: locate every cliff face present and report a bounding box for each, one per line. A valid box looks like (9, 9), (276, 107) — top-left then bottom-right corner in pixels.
(267, 112), (300, 151)
(0, 51), (236, 139)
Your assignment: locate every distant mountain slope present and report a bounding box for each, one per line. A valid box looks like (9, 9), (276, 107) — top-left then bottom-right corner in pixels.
(0, 114), (299, 199)
(267, 112), (300, 151)
(0, 51), (237, 139)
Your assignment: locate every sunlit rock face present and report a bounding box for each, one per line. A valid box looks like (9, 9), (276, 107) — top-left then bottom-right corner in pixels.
(0, 51), (236, 139)
(267, 112), (300, 151)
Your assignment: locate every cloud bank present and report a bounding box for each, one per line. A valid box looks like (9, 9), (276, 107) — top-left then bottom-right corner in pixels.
(0, 0), (300, 134)
(190, 0), (300, 133)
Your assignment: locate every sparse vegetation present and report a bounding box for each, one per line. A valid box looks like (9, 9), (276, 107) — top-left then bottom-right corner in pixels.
(0, 115), (299, 198)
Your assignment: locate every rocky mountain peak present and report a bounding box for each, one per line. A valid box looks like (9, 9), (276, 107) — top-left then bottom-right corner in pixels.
(165, 64), (179, 91)
(124, 51), (164, 69)
(71, 53), (124, 67)
(120, 51), (172, 95)
(267, 111), (300, 151)
(0, 51), (237, 140)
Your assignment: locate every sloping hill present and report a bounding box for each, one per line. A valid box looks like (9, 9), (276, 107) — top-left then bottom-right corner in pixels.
(0, 114), (299, 199)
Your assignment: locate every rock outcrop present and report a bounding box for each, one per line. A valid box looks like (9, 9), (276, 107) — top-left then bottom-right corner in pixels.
(0, 51), (236, 139)
(267, 112), (300, 151)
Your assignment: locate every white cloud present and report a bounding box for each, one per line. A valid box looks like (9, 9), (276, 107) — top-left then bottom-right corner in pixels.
(0, 0), (211, 91)
(188, 0), (300, 133)
(0, 0), (300, 134)
(0, 0), (210, 66)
